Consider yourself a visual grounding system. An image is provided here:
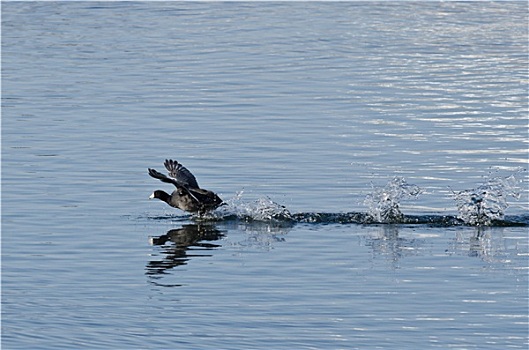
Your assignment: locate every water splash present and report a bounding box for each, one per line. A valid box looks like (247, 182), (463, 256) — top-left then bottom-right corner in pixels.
(146, 175), (527, 227)
(205, 191), (292, 222)
(364, 177), (421, 223)
(452, 174), (522, 226)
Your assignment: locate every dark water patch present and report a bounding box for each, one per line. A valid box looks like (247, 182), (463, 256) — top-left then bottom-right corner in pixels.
(145, 213), (191, 222)
(292, 212), (527, 227)
(144, 210), (528, 227)
(292, 212), (462, 226)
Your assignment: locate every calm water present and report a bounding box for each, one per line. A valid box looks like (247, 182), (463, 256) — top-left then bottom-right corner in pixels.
(2, 2), (528, 349)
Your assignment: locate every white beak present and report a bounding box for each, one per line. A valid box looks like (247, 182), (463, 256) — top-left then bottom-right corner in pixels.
(149, 192), (155, 199)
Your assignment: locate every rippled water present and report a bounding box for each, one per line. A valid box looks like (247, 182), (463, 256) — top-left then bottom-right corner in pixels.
(2, 2), (528, 349)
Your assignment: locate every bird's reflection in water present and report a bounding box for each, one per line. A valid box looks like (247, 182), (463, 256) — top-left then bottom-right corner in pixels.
(146, 224), (225, 277)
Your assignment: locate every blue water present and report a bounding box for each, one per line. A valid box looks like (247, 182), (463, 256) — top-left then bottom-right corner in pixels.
(2, 2), (528, 349)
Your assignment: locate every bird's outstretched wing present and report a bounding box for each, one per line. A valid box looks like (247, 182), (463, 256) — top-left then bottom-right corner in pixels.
(148, 167), (202, 203)
(164, 159), (200, 189)
(148, 168), (180, 187)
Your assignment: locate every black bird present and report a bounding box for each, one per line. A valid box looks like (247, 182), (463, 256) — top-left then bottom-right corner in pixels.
(148, 159), (223, 215)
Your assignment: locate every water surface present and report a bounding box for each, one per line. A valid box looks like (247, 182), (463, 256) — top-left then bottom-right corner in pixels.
(2, 2), (528, 349)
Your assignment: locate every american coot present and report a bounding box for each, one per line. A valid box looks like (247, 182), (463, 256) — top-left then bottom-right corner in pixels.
(148, 159), (223, 215)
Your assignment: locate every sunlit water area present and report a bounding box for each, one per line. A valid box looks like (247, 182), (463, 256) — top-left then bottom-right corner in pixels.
(2, 2), (528, 349)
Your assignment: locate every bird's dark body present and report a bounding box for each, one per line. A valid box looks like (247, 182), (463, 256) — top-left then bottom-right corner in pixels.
(148, 159), (223, 215)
